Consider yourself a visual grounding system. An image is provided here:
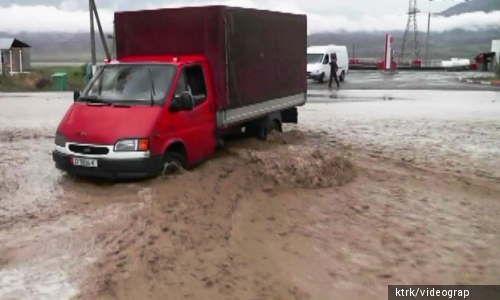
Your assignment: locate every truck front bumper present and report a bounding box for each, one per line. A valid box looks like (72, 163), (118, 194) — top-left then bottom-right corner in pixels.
(52, 150), (163, 180)
(307, 72), (322, 80)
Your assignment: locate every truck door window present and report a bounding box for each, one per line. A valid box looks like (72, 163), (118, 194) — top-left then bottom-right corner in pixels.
(174, 65), (207, 106)
(174, 72), (187, 97)
(323, 54), (329, 65)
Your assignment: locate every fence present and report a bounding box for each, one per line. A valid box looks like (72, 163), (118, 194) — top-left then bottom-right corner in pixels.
(350, 58), (445, 67)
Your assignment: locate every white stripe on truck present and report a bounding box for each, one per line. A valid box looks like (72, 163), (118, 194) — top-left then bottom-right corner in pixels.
(217, 93), (306, 127)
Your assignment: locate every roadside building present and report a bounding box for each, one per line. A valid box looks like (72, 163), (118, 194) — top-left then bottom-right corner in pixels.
(474, 52), (495, 72)
(491, 39), (500, 71)
(0, 38), (32, 75)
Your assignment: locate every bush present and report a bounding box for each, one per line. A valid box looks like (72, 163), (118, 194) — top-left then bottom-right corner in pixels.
(0, 74), (16, 91)
(68, 79), (85, 91)
(35, 77), (51, 90)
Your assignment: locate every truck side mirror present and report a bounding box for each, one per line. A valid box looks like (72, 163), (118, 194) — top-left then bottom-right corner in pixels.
(180, 92), (194, 111)
(169, 92), (194, 113)
(73, 90), (81, 102)
(169, 97), (182, 112)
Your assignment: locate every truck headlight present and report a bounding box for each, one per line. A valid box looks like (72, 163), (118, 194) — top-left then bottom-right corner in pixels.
(55, 131), (67, 147)
(114, 139), (149, 152)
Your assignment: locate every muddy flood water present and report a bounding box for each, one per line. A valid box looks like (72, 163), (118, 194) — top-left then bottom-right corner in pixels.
(0, 90), (499, 300)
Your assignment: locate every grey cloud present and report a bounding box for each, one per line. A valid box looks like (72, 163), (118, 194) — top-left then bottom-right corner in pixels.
(3, 0), (458, 16)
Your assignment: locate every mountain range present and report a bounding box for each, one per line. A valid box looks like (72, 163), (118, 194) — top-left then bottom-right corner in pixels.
(439, 0), (500, 16)
(1, 0), (499, 62)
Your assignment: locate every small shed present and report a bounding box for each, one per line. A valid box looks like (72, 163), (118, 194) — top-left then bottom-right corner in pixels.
(0, 38), (32, 74)
(491, 39), (500, 70)
(475, 52), (495, 72)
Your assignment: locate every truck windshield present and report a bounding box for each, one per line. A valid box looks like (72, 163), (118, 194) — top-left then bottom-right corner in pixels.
(307, 54), (324, 64)
(80, 64), (176, 104)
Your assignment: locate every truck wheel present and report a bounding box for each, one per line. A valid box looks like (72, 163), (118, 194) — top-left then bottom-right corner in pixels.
(269, 120), (282, 134)
(318, 73), (325, 83)
(162, 151), (187, 175)
(258, 119), (282, 141)
(246, 120), (280, 141)
(339, 71), (345, 82)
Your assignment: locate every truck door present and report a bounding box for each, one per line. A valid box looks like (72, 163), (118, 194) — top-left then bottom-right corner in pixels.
(167, 64), (216, 163)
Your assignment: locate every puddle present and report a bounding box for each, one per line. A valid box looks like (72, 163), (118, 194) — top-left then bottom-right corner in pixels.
(306, 92), (413, 102)
(0, 264), (78, 300)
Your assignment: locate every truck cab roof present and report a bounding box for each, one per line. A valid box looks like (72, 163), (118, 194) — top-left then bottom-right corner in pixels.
(106, 55), (207, 65)
(307, 45), (347, 53)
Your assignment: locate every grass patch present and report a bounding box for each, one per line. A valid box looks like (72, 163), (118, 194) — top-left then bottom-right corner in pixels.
(469, 77), (497, 82)
(0, 64), (87, 92)
(33, 65), (85, 84)
(464, 74), (500, 82)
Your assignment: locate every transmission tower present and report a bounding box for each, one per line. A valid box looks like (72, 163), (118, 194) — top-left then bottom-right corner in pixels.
(399, 0), (420, 63)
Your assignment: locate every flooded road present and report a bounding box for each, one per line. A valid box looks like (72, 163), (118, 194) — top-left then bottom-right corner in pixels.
(1, 90), (499, 300)
(309, 70), (499, 91)
(305, 89), (500, 182)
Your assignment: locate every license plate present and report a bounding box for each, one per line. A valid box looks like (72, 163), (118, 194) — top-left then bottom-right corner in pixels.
(72, 157), (98, 168)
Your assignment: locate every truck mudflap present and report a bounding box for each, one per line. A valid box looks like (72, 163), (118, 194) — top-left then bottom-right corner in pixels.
(281, 107), (299, 124)
(216, 92), (306, 128)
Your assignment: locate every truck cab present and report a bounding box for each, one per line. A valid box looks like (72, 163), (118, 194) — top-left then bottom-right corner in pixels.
(53, 56), (220, 179)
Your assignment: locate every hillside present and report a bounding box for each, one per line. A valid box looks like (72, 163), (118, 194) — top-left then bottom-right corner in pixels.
(1, 28), (498, 62)
(309, 29), (499, 60)
(440, 0), (500, 16)
(0, 32), (111, 62)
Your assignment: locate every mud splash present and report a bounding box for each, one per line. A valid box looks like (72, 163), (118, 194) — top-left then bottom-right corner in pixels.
(80, 130), (356, 300)
(240, 148), (355, 189)
(266, 129), (305, 144)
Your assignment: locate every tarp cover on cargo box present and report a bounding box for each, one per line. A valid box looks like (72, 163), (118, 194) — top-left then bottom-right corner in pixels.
(225, 8), (307, 109)
(114, 6), (307, 110)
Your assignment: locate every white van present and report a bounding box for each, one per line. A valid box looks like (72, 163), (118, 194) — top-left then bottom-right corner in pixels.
(307, 45), (349, 83)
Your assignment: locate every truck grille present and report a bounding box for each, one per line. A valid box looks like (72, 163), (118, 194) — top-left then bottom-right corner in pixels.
(69, 144), (109, 155)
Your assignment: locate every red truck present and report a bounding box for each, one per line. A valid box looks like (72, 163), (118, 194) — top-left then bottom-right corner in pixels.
(52, 6), (307, 180)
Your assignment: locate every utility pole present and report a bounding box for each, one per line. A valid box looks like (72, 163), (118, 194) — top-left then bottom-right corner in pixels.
(92, 0), (111, 60)
(89, 0), (96, 75)
(88, 0), (112, 77)
(399, 0), (420, 64)
(110, 20), (116, 59)
(425, 0), (471, 67)
(425, 11), (431, 66)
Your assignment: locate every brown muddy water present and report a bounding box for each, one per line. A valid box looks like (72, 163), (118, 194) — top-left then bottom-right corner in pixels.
(0, 90), (499, 300)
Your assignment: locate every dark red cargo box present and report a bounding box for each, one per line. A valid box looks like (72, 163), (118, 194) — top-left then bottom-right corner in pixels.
(114, 6), (307, 110)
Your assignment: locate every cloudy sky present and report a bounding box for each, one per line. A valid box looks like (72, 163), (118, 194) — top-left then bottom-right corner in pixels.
(0, 0), (499, 33)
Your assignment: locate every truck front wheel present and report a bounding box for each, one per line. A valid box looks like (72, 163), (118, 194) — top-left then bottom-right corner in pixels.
(162, 151), (188, 175)
(318, 72), (325, 83)
(248, 114), (282, 141)
(339, 71), (346, 82)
